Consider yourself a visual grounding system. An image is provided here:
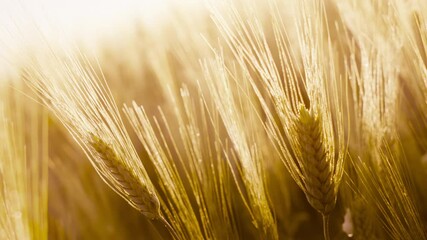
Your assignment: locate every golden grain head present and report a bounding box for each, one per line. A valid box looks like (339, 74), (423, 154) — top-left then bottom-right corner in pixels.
(23, 51), (160, 223)
(293, 104), (336, 215)
(89, 134), (161, 219)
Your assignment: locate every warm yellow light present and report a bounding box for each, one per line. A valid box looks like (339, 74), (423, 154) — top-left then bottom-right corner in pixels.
(0, 0), (177, 75)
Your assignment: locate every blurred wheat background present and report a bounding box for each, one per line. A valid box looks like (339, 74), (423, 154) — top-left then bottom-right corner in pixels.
(1, 0), (427, 239)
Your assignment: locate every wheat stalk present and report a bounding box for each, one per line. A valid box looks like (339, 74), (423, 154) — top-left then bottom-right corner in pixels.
(355, 144), (426, 240)
(124, 81), (241, 239)
(0, 81), (48, 240)
(200, 53), (278, 239)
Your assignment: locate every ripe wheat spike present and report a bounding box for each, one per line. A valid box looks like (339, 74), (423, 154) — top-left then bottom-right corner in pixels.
(22, 49), (167, 227)
(293, 105), (336, 216)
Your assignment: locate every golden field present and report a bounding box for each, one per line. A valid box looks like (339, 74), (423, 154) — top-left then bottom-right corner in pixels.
(1, 0), (427, 239)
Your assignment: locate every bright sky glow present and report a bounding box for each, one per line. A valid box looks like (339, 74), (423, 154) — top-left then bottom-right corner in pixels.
(0, 0), (170, 36)
(0, 0), (202, 74)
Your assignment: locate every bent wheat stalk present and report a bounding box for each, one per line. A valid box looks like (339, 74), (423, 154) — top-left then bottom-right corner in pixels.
(22, 49), (174, 233)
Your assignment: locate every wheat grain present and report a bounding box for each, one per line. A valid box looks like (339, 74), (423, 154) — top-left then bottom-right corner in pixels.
(293, 105), (336, 216)
(89, 134), (161, 219)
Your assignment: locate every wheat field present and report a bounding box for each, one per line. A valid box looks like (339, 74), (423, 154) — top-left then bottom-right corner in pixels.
(1, 0), (427, 239)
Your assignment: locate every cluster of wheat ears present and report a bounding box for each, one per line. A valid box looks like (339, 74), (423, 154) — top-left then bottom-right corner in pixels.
(1, 0), (427, 239)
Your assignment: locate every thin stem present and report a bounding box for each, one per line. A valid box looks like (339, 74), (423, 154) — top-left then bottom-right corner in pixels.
(158, 215), (180, 240)
(322, 215), (330, 240)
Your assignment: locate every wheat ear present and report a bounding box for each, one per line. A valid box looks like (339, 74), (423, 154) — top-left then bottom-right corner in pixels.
(293, 105), (336, 239)
(294, 105), (336, 215)
(89, 134), (160, 219)
(23, 50), (181, 237)
(90, 135), (179, 239)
